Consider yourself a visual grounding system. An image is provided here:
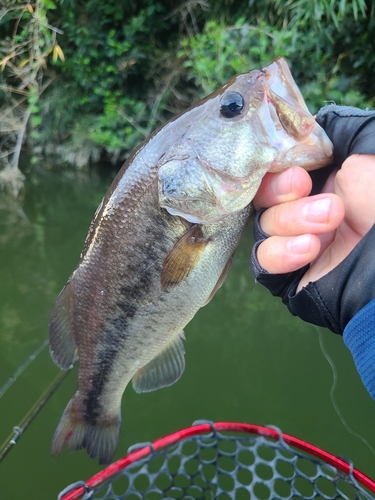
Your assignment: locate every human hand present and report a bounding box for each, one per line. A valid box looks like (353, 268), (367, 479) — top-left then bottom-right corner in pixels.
(253, 155), (375, 291)
(250, 105), (375, 335)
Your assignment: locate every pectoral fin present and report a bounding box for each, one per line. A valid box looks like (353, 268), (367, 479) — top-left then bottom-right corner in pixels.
(49, 280), (78, 370)
(161, 224), (209, 290)
(132, 331), (186, 393)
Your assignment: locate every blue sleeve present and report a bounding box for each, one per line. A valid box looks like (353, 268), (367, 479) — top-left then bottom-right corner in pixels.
(343, 298), (375, 400)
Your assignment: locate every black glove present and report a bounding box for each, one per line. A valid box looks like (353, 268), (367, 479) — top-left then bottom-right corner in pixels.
(251, 105), (375, 335)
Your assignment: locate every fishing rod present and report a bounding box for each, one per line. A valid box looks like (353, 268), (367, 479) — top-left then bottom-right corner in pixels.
(0, 369), (71, 463)
(0, 339), (49, 399)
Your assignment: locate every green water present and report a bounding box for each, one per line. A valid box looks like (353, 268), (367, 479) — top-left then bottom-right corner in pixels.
(0, 165), (375, 499)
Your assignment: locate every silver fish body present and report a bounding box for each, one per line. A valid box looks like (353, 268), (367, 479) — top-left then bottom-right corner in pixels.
(49, 58), (333, 464)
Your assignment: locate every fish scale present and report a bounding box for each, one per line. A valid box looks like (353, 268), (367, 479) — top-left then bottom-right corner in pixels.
(49, 57), (333, 464)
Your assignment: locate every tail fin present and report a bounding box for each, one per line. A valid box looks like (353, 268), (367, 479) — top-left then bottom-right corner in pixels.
(52, 395), (121, 465)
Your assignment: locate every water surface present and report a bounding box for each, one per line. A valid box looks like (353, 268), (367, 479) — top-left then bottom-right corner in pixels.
(0, 164), (374, 499)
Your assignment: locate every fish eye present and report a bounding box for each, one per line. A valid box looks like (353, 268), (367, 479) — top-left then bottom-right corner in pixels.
(220, 92), (245, 118)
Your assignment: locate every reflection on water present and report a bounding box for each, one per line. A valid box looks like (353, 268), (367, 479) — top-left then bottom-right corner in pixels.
(0, 163), (374, 498)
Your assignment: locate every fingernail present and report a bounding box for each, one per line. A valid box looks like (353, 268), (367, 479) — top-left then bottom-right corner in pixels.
(287, 234), (313, 254)
(302, 198), (331, 223)
(271, 169), (293, 196)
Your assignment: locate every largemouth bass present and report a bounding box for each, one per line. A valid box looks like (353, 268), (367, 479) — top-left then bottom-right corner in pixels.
(49, 58), (333, 464)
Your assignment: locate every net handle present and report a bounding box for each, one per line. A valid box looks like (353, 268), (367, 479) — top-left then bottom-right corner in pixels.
(59, 421), (375, 500)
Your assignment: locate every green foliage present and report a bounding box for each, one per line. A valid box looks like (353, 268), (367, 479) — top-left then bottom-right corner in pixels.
(1, 0), (374, 174)
(273, 0), (368, 29)
(178, 13), (374, 113)
(179, 19), (292, 95)
(34, 0), (185, 164)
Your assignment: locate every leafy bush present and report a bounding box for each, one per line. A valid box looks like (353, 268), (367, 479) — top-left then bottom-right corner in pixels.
(0, 0), (374, 184)
(178, 14), (374, 112)
(179, 19), (292, 95)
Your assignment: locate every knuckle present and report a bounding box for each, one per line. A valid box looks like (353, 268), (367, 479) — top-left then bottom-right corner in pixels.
(272, 204), (295, 235)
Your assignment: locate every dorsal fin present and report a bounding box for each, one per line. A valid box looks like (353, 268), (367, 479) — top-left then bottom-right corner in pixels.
(132, 331), (185, 393)
(161, 225), (209, 290)
(49, 279), (78, 370)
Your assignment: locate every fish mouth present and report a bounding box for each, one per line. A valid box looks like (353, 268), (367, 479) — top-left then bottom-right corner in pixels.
(265, 86), (315, 141)
(260, 58), (333, 171)
(261, 59), (315, 142)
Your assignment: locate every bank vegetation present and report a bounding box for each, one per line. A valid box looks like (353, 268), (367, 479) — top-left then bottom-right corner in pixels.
(0, 0), (374, 196)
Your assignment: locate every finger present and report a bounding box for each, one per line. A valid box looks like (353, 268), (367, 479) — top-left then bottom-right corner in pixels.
(257, 234), (321, 274)
(260, 193), (345, 237)
(253, 167), (312, 210)
(335, 155), (375, 236)
(321, 167), (338, 193)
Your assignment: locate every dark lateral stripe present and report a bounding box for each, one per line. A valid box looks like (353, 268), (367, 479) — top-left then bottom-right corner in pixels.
(82, 345), (120, 423)
(81, 215), (177, 423)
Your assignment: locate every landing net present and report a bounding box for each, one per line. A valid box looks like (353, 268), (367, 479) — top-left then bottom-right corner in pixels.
(58, 421), (375, 500)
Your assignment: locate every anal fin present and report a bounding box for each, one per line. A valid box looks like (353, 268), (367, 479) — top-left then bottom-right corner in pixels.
(49, 279), (78, 370)
(161, 224), (209, 290)
(132, 331), (186, 393)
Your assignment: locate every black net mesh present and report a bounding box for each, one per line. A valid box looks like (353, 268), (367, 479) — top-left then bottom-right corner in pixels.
(61, 425), (375, 500)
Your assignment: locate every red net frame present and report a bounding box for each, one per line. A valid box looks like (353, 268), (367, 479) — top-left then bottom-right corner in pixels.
(58, 421), (375, 500)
